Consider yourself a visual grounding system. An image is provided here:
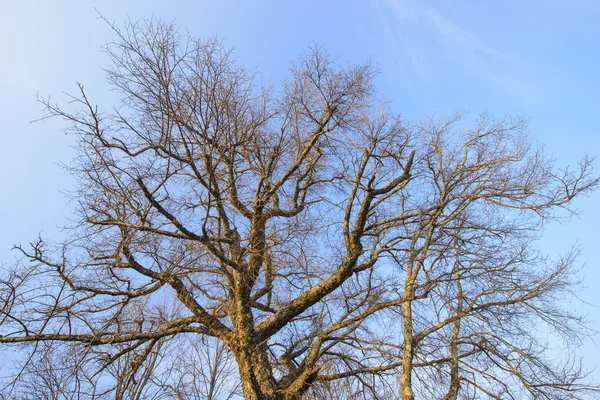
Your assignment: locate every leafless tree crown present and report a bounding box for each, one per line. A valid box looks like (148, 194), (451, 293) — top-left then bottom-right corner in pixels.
(1, 18), (598, 400)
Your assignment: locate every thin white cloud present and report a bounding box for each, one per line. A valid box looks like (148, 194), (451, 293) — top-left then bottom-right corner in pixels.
(378, 0), (541, 102)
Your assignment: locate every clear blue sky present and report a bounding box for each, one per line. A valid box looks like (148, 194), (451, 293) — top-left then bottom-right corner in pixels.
(1, 0), (599, 385)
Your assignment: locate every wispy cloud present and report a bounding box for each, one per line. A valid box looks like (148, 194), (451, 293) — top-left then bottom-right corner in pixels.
(377, 0), (540, 102)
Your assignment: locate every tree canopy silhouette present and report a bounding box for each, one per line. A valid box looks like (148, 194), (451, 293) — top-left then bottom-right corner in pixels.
(1, 18), (598, 400)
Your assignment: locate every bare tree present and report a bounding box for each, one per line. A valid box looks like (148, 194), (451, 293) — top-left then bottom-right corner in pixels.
(2, 342), (99, 400)
(0, 18), (598, 400)
(155, 335), (241, 399)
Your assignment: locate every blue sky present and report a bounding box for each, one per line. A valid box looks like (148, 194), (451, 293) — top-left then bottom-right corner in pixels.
(1, 0), (599, 385)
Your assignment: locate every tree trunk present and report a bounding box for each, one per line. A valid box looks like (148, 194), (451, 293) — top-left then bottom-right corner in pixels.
(233, 341), (280, 400)
(443, 256), (463, 400)
(401, 295), (415, 400)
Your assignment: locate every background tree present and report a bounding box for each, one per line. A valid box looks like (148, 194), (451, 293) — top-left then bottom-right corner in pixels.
(0, 18), (597, 400)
